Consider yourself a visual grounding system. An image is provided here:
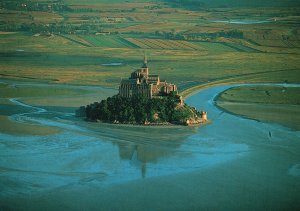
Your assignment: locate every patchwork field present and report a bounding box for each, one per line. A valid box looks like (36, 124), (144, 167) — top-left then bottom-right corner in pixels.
(0, 1), (299, 91)
(125, 38), (202, 50)
(1, 1), (300, 210)
(1, 29), (299, 91)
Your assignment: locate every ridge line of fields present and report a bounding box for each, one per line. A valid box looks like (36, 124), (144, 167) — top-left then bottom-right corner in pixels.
(58, 34), (92, 47)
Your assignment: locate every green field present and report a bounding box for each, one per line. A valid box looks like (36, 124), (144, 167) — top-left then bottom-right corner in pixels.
(216, 86), (300, 130)
(1, 1), (300, 210)
(192, 41), (238, 52)
(217, 86), (300, 105)
(125, 38), (202, 50)
(0, 0), (299, 91)
(1, 30), (299, 90)
(81, 35), (139, 48)
(0, 82), (89, 98)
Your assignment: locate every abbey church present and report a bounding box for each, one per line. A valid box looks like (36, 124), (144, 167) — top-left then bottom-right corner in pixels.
(119, 56), (177, 98)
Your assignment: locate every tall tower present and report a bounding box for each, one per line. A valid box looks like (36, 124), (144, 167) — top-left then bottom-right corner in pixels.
(141, 54), (149, 76)
(142, 54), (147, 67)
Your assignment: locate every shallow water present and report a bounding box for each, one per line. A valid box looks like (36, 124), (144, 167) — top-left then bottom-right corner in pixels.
(0, 82), (300, 210)
(101, 62), (124, 66)
(211, 19), (272, 24)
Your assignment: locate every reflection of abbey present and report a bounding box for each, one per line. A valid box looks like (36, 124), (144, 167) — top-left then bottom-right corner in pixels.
(119, 56), (177, 98)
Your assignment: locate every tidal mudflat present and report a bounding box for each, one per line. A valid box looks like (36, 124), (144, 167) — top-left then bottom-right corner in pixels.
(0, 80), (299, 210)
(216, 84), (300, 130)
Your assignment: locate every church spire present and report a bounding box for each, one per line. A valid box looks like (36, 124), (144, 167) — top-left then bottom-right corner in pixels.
(142, 54), (148, 68)
(144, 54), (147, 64)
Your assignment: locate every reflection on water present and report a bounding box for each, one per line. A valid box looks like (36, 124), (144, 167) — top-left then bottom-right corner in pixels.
(1, 82), (300, 210)
(0, 94), (249, 196)
(2, 82), (299, 204)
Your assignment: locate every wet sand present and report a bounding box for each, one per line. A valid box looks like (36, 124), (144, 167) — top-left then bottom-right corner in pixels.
(0, 81), (300, 210)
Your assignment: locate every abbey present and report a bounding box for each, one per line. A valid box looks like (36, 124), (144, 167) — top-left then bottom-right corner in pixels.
(79, 56), (208, 126)
(119, 56), (177, 98)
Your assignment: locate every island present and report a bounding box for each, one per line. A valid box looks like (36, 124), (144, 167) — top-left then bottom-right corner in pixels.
(77, 56), (207, 126)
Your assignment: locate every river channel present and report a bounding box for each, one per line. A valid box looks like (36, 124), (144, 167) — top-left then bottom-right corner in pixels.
(0, 82), (299, 210)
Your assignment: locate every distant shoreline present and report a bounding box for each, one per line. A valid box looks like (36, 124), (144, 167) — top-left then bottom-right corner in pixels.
(213, 84), (300, 131)
(79, 117), (211, 129)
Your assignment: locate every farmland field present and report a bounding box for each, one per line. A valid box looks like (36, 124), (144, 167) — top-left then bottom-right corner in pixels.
(1, 30), (299, 89)
(125, 38), (202, 50)
(0, 1), (300, 210)
(81, 35), (139, 48)
(191, 41), (238, 52)
(0, 0), (299, 90)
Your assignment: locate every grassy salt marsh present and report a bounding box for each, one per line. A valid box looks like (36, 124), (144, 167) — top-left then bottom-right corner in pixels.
(0, 80), (117, 135)
(216, 85), (300, 130)
(0, 0), (300, 209)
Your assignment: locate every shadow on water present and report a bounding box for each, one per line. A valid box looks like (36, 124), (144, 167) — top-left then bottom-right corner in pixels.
(79, 121), (198, 178)
(1, 81), (300, 210)
(1, 93), (200, 189)
(0, 81), (253, 196)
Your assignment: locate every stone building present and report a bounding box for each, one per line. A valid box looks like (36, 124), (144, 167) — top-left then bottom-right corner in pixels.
(119, 56), (177, 98)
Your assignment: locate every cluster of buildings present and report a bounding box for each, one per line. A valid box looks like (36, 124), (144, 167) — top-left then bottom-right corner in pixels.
(118, 56), (207, 125)
(119, 56), (178, 99)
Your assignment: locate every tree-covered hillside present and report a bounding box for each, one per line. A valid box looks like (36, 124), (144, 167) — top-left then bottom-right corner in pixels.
(77, 92), (204, 125)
